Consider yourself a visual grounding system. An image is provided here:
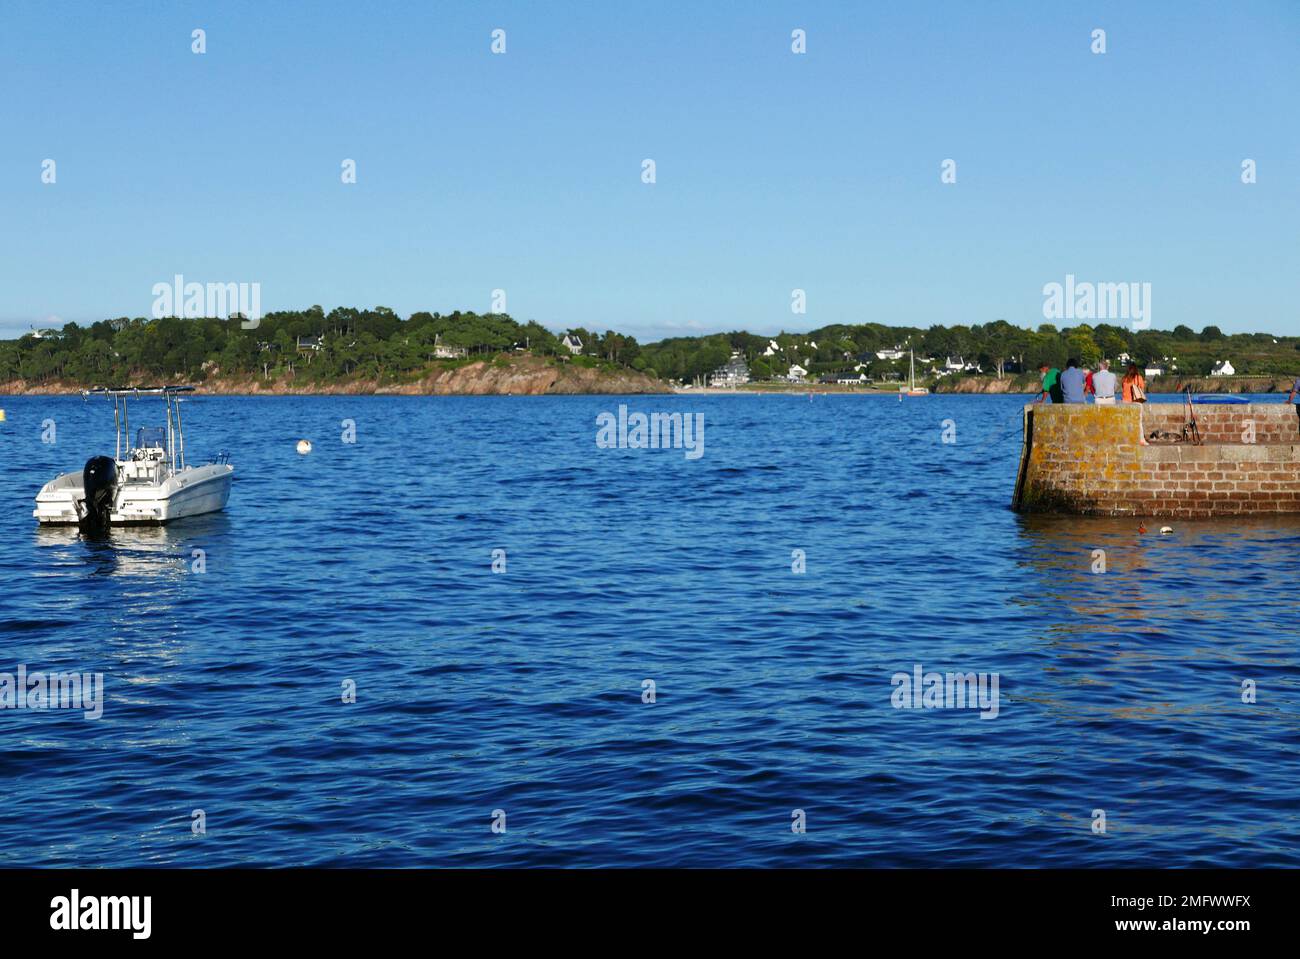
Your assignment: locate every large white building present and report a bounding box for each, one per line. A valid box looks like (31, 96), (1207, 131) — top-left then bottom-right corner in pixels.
(433, 334), (468, 359)
(710, 352), (751, 388)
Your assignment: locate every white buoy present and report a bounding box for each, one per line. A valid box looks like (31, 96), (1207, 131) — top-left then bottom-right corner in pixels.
(1159, 526), (1173, 534)
(296, 439), (312, 455)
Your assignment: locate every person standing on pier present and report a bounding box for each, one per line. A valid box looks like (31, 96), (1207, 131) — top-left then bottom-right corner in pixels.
(1121, 363), (1147, 403)
(1122, 362), (1150, 446)
(1060, 359), (1087, 403)
(1037, 363), (1063, 404)
(1092, 360), (1117, 405)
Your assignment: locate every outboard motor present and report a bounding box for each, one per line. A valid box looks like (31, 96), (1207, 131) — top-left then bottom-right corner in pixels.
(79, 455), (117, 534)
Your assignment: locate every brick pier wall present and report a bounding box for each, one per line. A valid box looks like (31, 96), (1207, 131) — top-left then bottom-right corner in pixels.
(1013, 403), (1300, 517)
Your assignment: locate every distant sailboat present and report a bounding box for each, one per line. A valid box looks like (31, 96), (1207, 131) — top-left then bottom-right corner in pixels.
(900, 348), (929, 396)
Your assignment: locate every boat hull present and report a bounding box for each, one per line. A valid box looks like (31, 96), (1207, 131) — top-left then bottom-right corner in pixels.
(33, 463), (234, 526)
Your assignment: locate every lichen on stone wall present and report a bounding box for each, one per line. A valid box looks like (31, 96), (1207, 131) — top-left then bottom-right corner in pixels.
(1014, 403), (1300, 517)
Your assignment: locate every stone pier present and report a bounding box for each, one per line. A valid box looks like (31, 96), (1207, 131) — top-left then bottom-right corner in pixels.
(1012, 402), (1300, 517)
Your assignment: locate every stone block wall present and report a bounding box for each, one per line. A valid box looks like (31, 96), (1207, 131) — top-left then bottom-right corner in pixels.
(1012, 402), (1300, 517)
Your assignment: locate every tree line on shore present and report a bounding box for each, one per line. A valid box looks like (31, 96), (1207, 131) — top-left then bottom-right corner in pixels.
(2, 308), (1296, 387)
(642, 320), (1300, 384)
(0, 307), (644, 386)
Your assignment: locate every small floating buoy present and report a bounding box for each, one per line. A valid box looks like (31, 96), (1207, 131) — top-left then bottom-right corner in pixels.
(1138, 524), (1148, 534)
(1159, 526), (1174, 535)
(296, 439), (313, 455)
(0, 409), (6, 422)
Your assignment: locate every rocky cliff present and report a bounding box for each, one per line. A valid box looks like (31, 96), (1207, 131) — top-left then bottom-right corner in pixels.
(934, 376), (1033, 394)
(0, 354), (670, 396)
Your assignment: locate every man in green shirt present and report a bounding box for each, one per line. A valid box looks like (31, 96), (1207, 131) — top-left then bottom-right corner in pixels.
(1037, 363), (1063, 404)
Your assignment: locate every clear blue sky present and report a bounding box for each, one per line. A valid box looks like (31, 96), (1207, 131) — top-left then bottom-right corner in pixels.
(2, 0), (1296, 342)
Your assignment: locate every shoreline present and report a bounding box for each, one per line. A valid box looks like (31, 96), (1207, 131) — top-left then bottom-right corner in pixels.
(2, 375), (1293, 399)
(3, 386), (1290, 398)
(0, 354), (670, 397)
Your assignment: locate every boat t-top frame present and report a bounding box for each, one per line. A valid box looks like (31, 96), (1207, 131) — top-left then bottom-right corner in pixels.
(81, 386), (196, 473)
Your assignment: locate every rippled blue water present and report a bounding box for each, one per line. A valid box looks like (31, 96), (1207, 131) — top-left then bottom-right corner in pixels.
(1, 392), (1297, 867)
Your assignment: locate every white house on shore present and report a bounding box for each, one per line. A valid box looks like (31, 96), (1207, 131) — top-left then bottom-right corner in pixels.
(710, 351), (751, 388)
(1210, 359), (1236, 376)
(433, 334), (468, 359)
(784, 363), (808, 383)
(560, 333), (583, 355)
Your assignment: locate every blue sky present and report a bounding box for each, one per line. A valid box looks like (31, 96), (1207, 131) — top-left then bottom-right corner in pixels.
(1, 0), (1296, 341)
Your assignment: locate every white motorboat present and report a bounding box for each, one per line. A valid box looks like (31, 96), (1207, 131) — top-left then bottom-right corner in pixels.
(34, 386), (233, 530)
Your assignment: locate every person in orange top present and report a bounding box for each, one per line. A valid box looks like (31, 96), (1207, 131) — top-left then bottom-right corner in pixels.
(1121, 363), (1149, 445)
(1121, 363), (1146, 402)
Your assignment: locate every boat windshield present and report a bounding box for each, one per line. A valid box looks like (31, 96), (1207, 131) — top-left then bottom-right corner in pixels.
(135, 427), (167, 450)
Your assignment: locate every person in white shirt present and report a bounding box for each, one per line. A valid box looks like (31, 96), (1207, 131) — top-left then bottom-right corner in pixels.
(1092, 359), (1118, 405)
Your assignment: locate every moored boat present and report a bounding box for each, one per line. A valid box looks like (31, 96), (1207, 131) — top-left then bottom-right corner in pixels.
(33, 386), (233, 529)
(900, 347), (929, 396)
